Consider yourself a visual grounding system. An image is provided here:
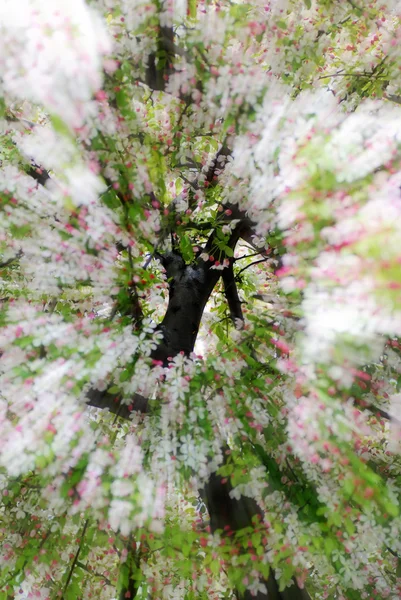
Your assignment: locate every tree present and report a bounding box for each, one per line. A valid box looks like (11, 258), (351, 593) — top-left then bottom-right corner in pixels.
(1, 0), (401, 598)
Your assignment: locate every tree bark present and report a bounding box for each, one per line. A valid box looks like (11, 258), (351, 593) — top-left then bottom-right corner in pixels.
(152, 244), (237, 363)
(87, 222), (310, 599)
(202, 472), (312, 600)
(149, 228), (311, 598)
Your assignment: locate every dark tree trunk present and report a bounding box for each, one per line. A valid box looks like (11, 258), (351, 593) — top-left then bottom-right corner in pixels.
(88, 224), (311, 599)
(153, 242), (311, 598)
(152, 250), (233, 363)
(202, 472), (312, 600)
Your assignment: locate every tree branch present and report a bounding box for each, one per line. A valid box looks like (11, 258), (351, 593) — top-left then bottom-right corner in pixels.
(145, 26), (180, 92)
(222, 263), (244, 324)
(85, 388), (149, 417)
(384, 93), (401, 105)
(119, 536), (141, 600)
(234, 251), (267, 262)
(236, 258), (270, 279)
(201, 471), (312, 600)
(63, 519), (89, 597)
(346, 0), (363, 13)
(0, 251), (22, 269)
(27, 163), (51, 186)
(204, 144), (231, 185)
(75, 560), (113, 586)
(238, 226), (270, 257)
(354, 397), (401, 424)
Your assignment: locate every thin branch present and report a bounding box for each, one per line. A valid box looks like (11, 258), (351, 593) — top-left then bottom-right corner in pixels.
(0, 251), (22, 269)
(318, 72), (387, 80)
(185, 221), (213, 232)
(204, 144), (231, 185)
(384, 93), (401, 106)
(86, 388), (149, 417)
(76, 560), (113, 586)
(234, 251), (266, 262)
(355, 399), (401, 424)
(386, 546), (401, 559)
(45, 298), (58, 314)
(63, 519), (89, 597)
(238, 226), (271, 257)
(127, 246), (143, 329)
(235, 257), (270, 279)
(119, 535), (141, 600)
(285, 458), (300, 483)
(142, 254), (154, 269)
(346, 0), (363, 12)
(27, 163), (51, 186)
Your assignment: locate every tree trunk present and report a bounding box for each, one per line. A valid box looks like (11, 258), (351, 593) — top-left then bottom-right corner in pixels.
(152, 253), (311, 599)
(88, 225), (311, 599)
(152, 249), (232, 363)
(202, 472), (312, 600)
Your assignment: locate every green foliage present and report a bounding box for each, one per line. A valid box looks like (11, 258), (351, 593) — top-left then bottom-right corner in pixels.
(2, 1), (401, 599)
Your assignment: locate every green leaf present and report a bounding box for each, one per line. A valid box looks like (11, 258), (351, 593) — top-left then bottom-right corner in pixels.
(382, 499), (399, 518)
(180, 235), (195, 262)
(344, 518), (355, 536)
(115, 90), (130, 113)
(120, 370), (131, 383)
(107, 385), (120, 394)
(50, 114), (72, 139)
(64, 581), (81, 600)
(210, 559), (220, 576)
(324, 537), (335, 555)
(117, 563), (129, 591)
(188, 0), (197, 19)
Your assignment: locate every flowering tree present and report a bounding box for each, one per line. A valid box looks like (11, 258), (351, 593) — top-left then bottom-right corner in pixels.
(2, 0), (401, 598)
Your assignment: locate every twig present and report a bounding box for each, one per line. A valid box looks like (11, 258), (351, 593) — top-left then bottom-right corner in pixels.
(63, 519), (89, 597)
(204, 143), (231, 185)
(0, 251), (22, 269)
(386, 546), (400, 558)
(127, 246), (143, 329)
(384, 94), (401, 106)
(86, 388), (149, 417)
(234, 251), (266, 262)
(142, 254), (154, 269)
(235, 257), (270, 279)
(6, 116), (36, 129)
(346, 0), (363, 12)
(318, 72), (387, 80)
(28, 163), (51, 186)
(75, 560), (113, 586)
(119, 535), (141, 600)
(352, 394), (401, 424)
